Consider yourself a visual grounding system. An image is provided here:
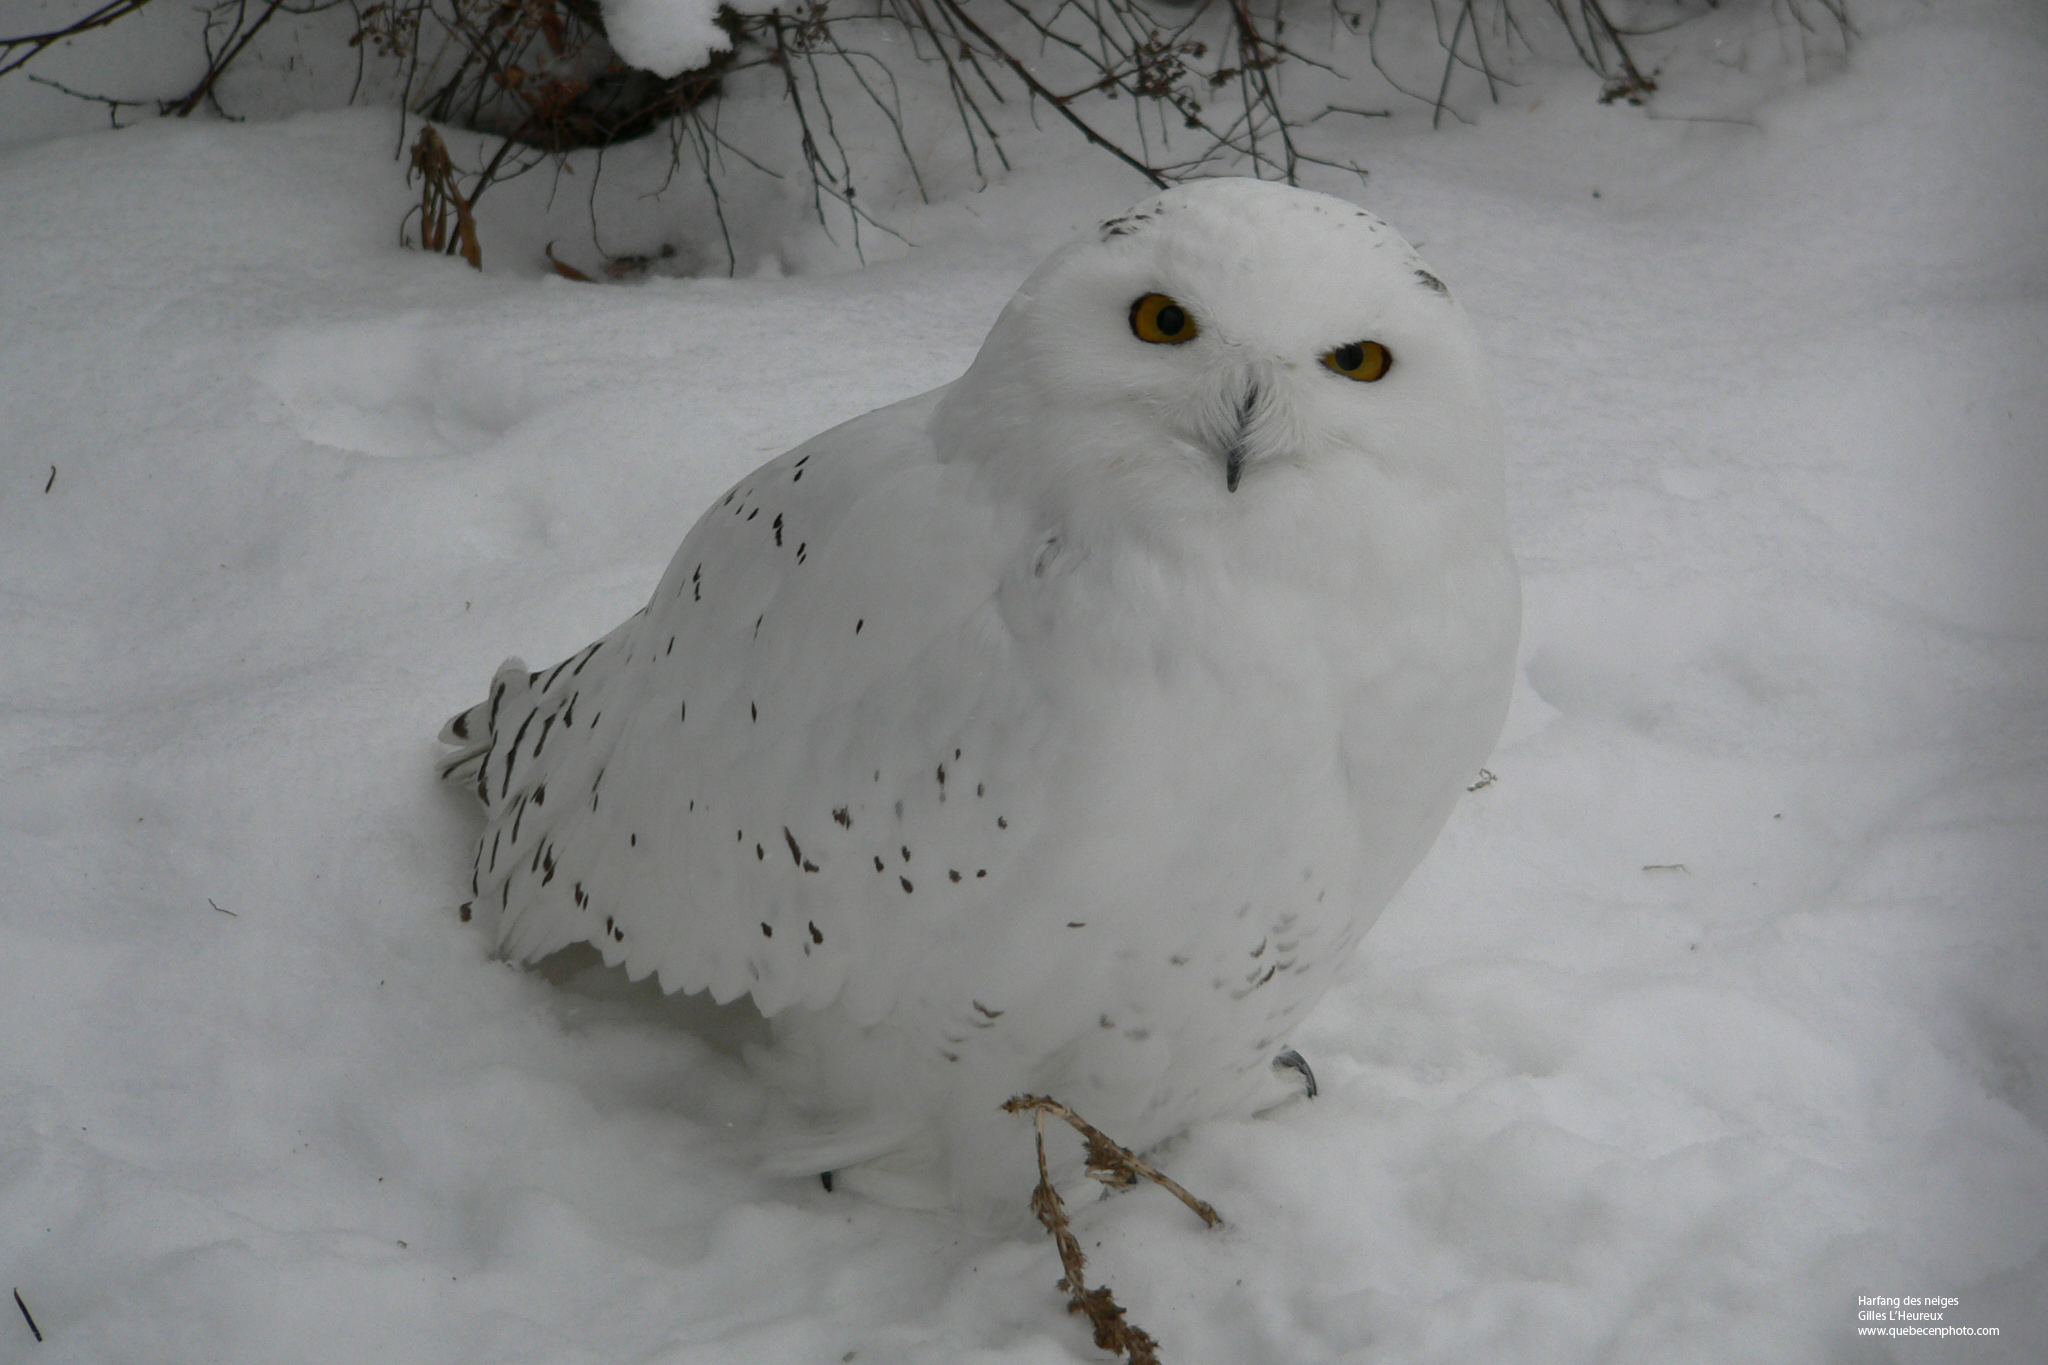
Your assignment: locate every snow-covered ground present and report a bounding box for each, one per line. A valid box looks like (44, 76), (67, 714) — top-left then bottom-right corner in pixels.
(3, 1), (2045, 1360)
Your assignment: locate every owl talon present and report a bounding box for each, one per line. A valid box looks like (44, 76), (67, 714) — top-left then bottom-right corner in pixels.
(1272, 1048), (1318, 1099)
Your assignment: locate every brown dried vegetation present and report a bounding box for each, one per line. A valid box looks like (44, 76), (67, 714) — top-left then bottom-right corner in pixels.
(1003, 1094), (1222, 1364)
(4, 1), (1854, 273)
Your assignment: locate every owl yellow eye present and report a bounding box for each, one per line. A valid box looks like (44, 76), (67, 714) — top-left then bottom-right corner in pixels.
(1322, 340), (1392, 382)
(1130, 293), (1198, 345)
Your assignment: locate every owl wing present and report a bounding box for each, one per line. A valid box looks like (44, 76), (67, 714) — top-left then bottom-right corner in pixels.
(441, 386), (1051, 1026)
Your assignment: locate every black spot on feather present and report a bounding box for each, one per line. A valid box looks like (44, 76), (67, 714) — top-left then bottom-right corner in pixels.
(502, 708), (538, 797)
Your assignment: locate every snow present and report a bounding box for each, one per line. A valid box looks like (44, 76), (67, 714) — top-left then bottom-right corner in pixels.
(600, 0), (738, 79)
(3, 0), (2046, 1360)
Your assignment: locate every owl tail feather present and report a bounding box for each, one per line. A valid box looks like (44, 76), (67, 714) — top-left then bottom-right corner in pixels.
(435, 657), (532, 808)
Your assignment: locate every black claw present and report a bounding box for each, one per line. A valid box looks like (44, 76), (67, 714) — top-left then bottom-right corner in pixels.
(820, 1170), (835, 1192)
(1273, 1048), (1318, 1099)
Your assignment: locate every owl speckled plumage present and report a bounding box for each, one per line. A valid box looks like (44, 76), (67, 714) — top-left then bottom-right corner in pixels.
(439, 178), (1519, 1217)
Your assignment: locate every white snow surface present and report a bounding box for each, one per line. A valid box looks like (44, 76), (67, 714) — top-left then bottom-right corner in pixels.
(600, 0), (737, 79)
(3, 1), (2046, 1361)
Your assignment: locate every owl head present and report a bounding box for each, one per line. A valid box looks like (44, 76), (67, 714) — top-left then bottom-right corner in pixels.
(935, 178), (1502, 536)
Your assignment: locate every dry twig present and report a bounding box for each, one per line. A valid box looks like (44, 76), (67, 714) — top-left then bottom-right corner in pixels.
(1002, 1094), (1221, 1364)
(0, 0), (159, 80)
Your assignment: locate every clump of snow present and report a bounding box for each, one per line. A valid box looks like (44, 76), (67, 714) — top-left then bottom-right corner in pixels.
(2, 0), (2045, 1361)
(600, 0), (735, 78)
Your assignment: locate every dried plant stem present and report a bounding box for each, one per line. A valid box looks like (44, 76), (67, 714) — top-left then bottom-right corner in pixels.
(1002, 1093), (1222, 1364)
(406, 124), (482, 267)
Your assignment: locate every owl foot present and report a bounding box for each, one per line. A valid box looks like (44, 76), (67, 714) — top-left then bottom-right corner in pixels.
(1271, 1048), (1318, 1099)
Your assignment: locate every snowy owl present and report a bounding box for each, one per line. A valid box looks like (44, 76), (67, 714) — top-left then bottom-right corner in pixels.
(439, 178), (1519, 1217)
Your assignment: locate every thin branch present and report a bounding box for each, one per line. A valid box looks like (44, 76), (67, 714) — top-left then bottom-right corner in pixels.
(930, 0), (1169, 188)
(167, 0), (290, 117)
(26, 72), (153, 126)
(0, 0), (159, 79)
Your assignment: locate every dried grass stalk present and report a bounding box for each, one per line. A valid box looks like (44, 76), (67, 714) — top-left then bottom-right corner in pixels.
(1002, 1093), (1222, 1364)
(407, 124), (483, 267)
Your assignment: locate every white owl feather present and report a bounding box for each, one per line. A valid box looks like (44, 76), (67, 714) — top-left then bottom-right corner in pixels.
(439, 178), (1520, 1217)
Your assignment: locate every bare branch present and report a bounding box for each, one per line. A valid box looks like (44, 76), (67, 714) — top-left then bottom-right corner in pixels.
(0, 0), (160, 80)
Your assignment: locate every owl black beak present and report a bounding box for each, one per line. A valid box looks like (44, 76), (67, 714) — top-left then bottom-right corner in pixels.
(1225, 382), (1258, 493)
